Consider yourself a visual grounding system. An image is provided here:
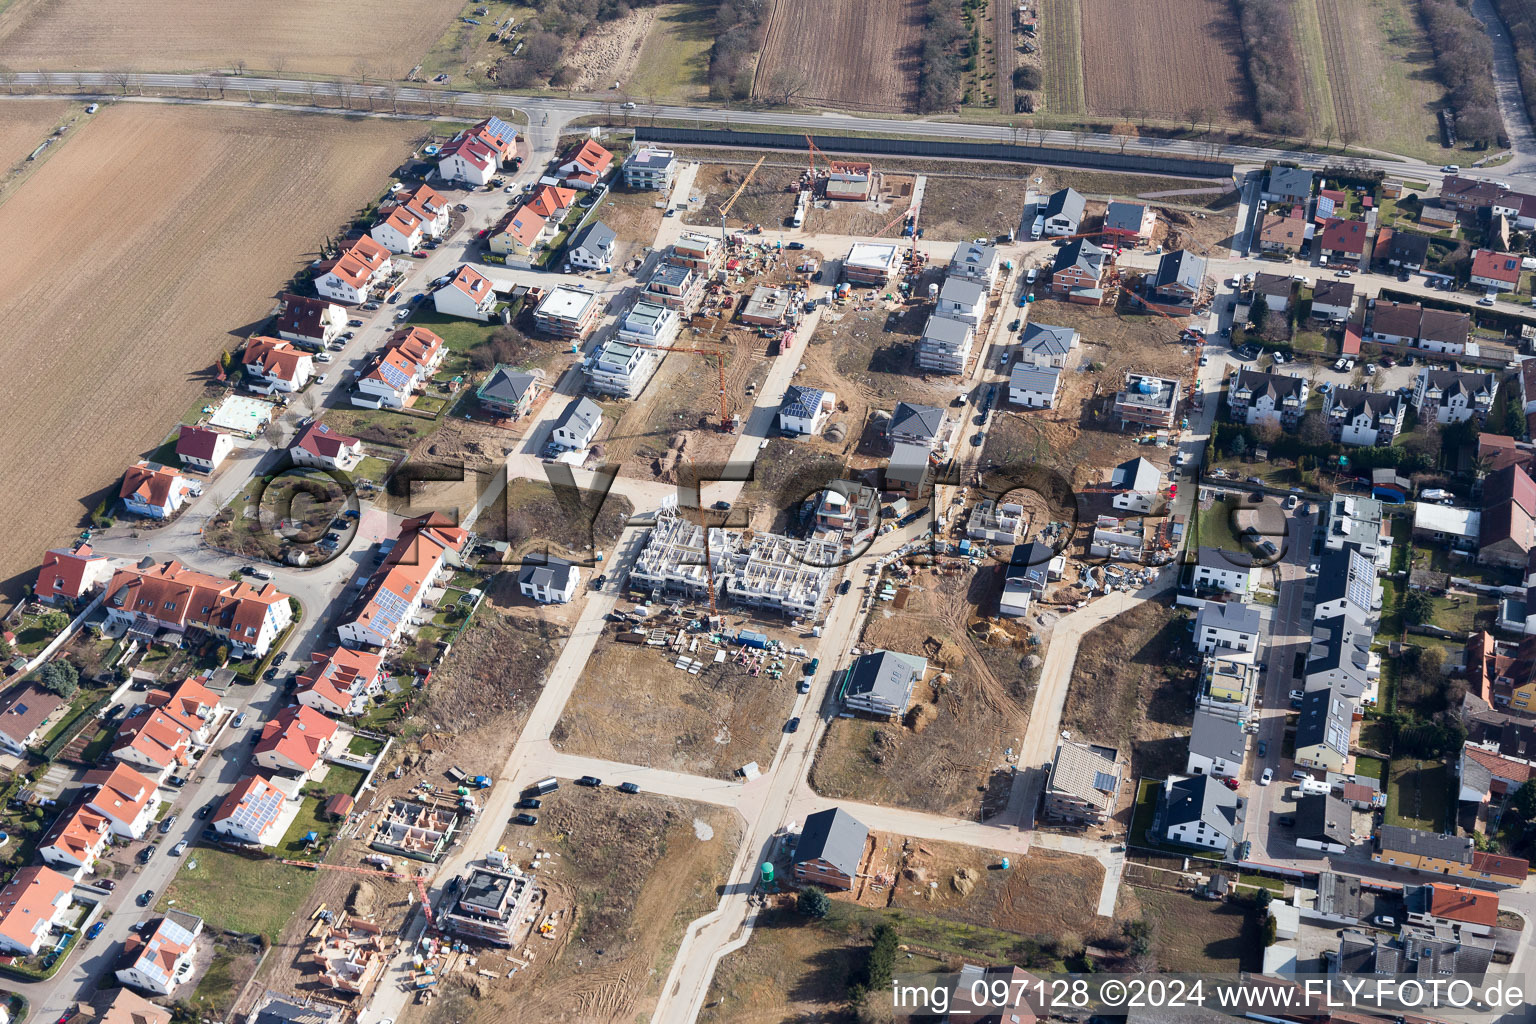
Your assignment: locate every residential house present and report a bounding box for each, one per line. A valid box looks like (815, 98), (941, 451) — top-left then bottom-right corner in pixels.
(945, 964), (1040, 1024)
(518, 557), (579, 604)
(839, 649), (927, 718)
(1049, 238), (1107, 303)
(242, 336), (314, 394)
(1263, 166), (1313, 204)
(1160, 774), (1243, 852)
(1192, 546), (1258, 597)
(1044, 741), (1122, 825)
(842, 242), (901, 285)
(0, 865), (74, 956)
(254, 704), (338, 778)
(549, 396), (603, 450)
(1413, 503), (1481, 550)
(1323, 494), (1392, 568)
(1149, 250), (1207, 305)
(118, 461), (196, 519)
(34, 544), (113, 607)
(476, 365), (537, 419)
(1251, 272), (1292, 312)
(998, 542), (1055, 619)
(1042, 187), (1085, 236)
(524, 184), (576, 221)
(104, 559), (292, 655)
(884, 442), (932, 499)
(585, 339), (660, 400)
(352, 326), (445, 409)
(1404, 883), (1501, 938)
(1326, 388), (1403, 447)
(1380, 230), (1431, 272)
(792, 808), (868, 891)
(1019, 322), (1077, 368)
(38, 804), (112, 878)
(1195, 600), (1261, 656)
(1311, 279), (1355, 321)
(917, 314), (975, 375)
(432, 264), (498, 322)
(288, 421), (363, 471)
(1294, 689), (1354, 772)
(1470, 249), (1522, 292)
(643, 262), (704, 313)
(1418, 202), (1459, 229)
(116, 912), (201, 996)
(1372, 824), (1530, 886)
(84, 763), (158, 839)
(488, 208), (550, 257)
(314, 236), (392, 305)
(1113, 373), (1181, 429)
(1318, 219), (1367, 263)
(1441, 175), (1506, 212)
(211, 774), (301, 847)
(174, 425), (234, 474)
(145, 676), (220, 729)
(621, 147), (676, 190)
(371, 185), (449, 253)
(93, 989), (174, 1024)
(1458, 744), (1533, 811)
(886, 401), (945, 449)
(813, 482), (879, 549)
(1414, 367), (1496, 425)
(1369, 300), (1426, 347)
(436, 117), (517, 185)
(339, 513), (467, 649)
(1228, 369), (1308, 430)
(667, 232), (723, 275)
(740, 286), (791, 327)
(966, 499), (1023, 544)
(1312, 546), (1381, 621)
(1102, 201), (1155, 245)
(947, 242), (1000, 287)
(616, 299), (679, 347)
(1257, 210), (1306, 254)
(296, 647), (384, 717)
(567, 221), (616, 271)
(778, 385), (835, 436)
(112, 702), (204, 780)
(1200, 653), (1258, 710)
(532, 285), (601, 338)
(1419, 308), (1473, 354)
(824, 160), (873, 200)
(1303, 612), (1377, 704)
(1480, 463), (1536, 568)
(1008, 364), (1061, 409)
(1109, 456), (1164, 514)
(556, 138), (613, 189)
(1336, 930), (1495, 979)
(274, 294), (345, 348)
(1186, 709), (1247, 778)
(936, 277), (987, 326)
(1293, 793), (1351, 853)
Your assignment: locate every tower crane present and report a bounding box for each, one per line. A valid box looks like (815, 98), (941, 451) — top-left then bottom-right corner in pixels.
(282, 859), (438, 931)
(804, 135), (826, 182)
(718, 155), (766, 241)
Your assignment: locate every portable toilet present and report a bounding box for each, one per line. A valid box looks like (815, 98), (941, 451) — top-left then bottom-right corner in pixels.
(760, 862), (775, 886)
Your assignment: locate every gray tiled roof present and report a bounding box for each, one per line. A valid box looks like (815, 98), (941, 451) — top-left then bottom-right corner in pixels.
(795, 807), (869, 878)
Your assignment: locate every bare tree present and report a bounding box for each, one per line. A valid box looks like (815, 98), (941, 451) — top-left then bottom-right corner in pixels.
(304, 79), (321, 107)
(272, 55), (287, 77)
(234, 59), (247, 76)
(767, 66), (810, 106)
(107, 70), (131, 95)
(384, 82), (401, 115)
(1111, 122), (1138, 154)
(0, 66), (17, 95)
(444, 93), (462, 118)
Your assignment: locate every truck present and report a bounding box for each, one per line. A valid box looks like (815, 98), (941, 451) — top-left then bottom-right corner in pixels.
(471, 775), (493, 789)
(1030, 214), (1045, 240)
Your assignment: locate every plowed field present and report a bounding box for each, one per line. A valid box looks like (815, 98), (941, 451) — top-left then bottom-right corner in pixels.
(752, 0), (926, 112)
(1078, 0), (1253, 125)
(0, 0), (464, 77)
(0, 104), (420, 601)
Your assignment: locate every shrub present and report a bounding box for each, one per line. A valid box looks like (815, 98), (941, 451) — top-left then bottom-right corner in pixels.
(39, 660), (79, 699)
(797, 887), (829, 918)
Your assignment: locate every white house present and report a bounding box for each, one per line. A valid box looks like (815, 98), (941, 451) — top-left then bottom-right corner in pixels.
(337, 513), (468, 649)
(937, 277), (987, 326)
(621, 147), (676, 190)
(779, 385), (836, 436)
(1326, 388), (1403, 447)
(296, 647), (384, 717)
(1008, 364), (1060, 408)
(275, 294), (345, 347)
(119, 462), (198, 519)
(584, 339), (661, 400)
(1042, 188), (1085, 236)
(353, 327), (445, 409)
(103, 559), (291, 656)
(1414, 367), (1497, 425)
(174, 425), (235, 474)
(1109, 457), (1164, 514)
(433, 264), (498, 322)
(616, 300), (679, 348)
(1160, 775), (1241, 852)
(370, 184), (450, 253)
(37, 805), (113, 879)
(314, 236), (392, 305)
(567, 221), (616, 271)
(0, 866), (74, 956)
(1228, 369), (1308, 431)
(1192, 546), (1259, 597)
(1019, 322), (1077, 368)
(436, 117), (518, 186)
(210, 774), (302, 847)
(289, 421), (364, 471)
(550, 396), (603, 450)
(518, 558), (579, 603)
(253, 705), (338, 779)
(947, 242), (1000, 288)
(34, 544), (114, 607)
(86, 763), (159, 839)
(242, 336), (314, 394)
(116, 912), (201, 996)
(1195, 601), (1261, 656)
(1186, 709), (1247, 779)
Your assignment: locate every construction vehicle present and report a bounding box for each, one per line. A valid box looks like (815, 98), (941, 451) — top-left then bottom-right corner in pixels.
(281, 859), (438, 931)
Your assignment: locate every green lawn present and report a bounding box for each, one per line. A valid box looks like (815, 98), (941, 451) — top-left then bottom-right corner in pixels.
(1195, 499), (1246, 555)
(321, 407), (437, 449)
(1354, 754), (1387, 781)
(350, 456), (394, 486)
(163, 850), (316, 942)
(1385, 759), (1449, 831)
(627, 1), (715, 103)
(1129, 778), (1160, 848)
(1425, 594), (1490, 634)
(348, 734), (384, 757)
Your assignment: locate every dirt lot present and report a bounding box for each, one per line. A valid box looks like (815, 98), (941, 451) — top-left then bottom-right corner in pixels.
(1061, 598), (1198, 781)
(564, 5), (661, 91)
(681, 163), (804, 231)
(426, 790), (740, 1024)
(0, 0), (465, 76)
(476, 477), (634, 565)
(752, 0), (925, 112)
(812, 574), (1033, 818)
(1119, 887), (1261, 972)
(553, 632), (800, 778)
(1078, 0), (1253, 126)
(592, 184), (665, 247)
(0, 100), (73, 201)
(417, 599), (570, 737)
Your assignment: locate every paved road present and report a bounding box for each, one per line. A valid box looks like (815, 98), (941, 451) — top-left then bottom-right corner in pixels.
(12, 72), (1533, 192)
(1469, 0), (1536, 174)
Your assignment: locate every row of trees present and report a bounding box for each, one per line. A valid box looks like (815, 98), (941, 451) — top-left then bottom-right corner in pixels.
(1420, 0), (1505, 148)
(708, 0), (769, 100)
(916, 0), (969, 113)
(1231, 0), (1306, 135)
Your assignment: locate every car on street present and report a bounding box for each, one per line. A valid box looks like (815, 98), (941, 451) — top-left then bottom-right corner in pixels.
(838, 579), (852, 595)
(411, 249), (428, 258)
(1220, 776), (1239, 791)
(1009, 319), (1021, 331)
(1479, 295), (1495, 306)
(618, 782), (640, 794)
(971, 431), (984, 447)
(315, 352), (332, 363)
(1441, 164), (1459, 173)
(347, 319), (364, 327)
(85, 921), (106, 940)
(263, 667), (279, 681)
(232, 713), (247, 728)
(516, 798), (541, 809)
(1284, 495), (1298, 510)
(797, 679), (811, 693)
(172, 840), (188, 856)
(786, 241), (805, 250)
(785, 717), (801, 733)
(712, 500), (731, 510)
(1289, 689), (1304, 701)
(577, 775), (602, 787)
(159, 813), (178, 834)
(455, 203), (469, 212)
(512, 813), (538, 825)
(96, 879), (116, 891)
(1259, 768), (1273, 786)
(591, 574), (608, 590)
(363, 301), (381, 311)
(1257, 740), (1267, 757)
(138, 846), (155, 865)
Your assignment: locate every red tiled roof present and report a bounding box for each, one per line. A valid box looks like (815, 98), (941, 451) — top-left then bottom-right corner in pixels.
(297, 647), (383, 713)
(85, 763), (157, 828)
(0, 866), (72, 952)
(1465, 744), (1535, 784)
(119, 462), (191, 509)
(35, 544), (108, 601)
(526, 185), (575, 219)
(1428, 883), (1500, 927)
(447, 264), (494, 302)
(291, 421), (361, 462)
(40, 804), (111, 864)
(254, 704), (338, 772)
(1342, 325), (1362, 356)
(1484, 464), (1536, 519)
(1319, 218), (1368, 255)
(103, 559), (289, 642)
(318, 236), (391, 289)
(1471, 849), (1529, 881)
(1471, 249), (1522, 285)
(243, 336), (311, 383)
(563, 139), (613, 177)
(175, 425), (226, 463)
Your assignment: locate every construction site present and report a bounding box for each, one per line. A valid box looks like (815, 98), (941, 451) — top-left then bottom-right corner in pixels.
(370, 796), (465, 863)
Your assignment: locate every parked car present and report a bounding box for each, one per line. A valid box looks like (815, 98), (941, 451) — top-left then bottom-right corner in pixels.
(363, 301), (381, 311)
(618, 782), (640, 794)
(797, 679), (811, 693)
(347, 319), (364, 328)
(515, 798), (541, 809)
(159, 814), (178, 835)
(1284, 495), (1298, 510)
(172, 840), (188, 856)
(512, 813), (538, 826)
(136, 890), (155, 907)
(1259, 768), (1273, 786)
(1289, 689), (1305, 701)
(576, 775), (602, 787)
(784, 717), (801, 733)
(1220, 776), (1239, 791)
(786, 241), (805, 250)
(315, 352), (333, 363)
(232, 713), (247, 728)
(138, 846), (156, 865)
(85, 921), (106, 940)
(712, 500), (731, 511)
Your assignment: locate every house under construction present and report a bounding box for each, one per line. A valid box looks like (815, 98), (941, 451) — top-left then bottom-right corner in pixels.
(307, 914), (394, 996)
(439, 866), (536, 946)
(370, 798), (461, 863)
(629, 507), (836, 619)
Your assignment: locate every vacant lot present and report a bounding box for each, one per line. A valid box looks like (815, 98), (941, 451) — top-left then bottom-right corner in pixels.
(0, 0), (464, 76)
(886, 840), (1105, 939)
(0, 105), (420, 604)
(163, 850), (320, 943)
(554, 636), (798, 778)
(1120, 887), (1260, 972)
(1077, 0), (1251, 126)
(753, 0), (926, 112)
(1062, 598), (1196, 780)
(476, 477), (634, 565)
(629, 1), (717, 103)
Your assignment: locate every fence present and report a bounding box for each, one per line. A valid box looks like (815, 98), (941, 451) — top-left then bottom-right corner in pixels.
(632, 127), (1235, 180)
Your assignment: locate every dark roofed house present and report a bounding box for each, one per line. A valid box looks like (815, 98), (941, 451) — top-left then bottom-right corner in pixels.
(1264, 166), (1314, 203)
(566, 221), (616, 271)
(1480, 463), (1536, 568)
(1336, 929), (1495, 979)
(1042, 187), (1086, 235)
(1418, 308), (1473, 354)
(1414, 366), (1496, 425)
(1150, 250), (1207, 304)
(517, 555), (578, 604)
(1160, 774), (1243, 852)
(476, 364), (537, 420)
(0, 683), (69, 757)
(1228, 369), (1309, 430)
(839, 650), (927, 718)
(1311, 279), (1355, 320)
(1102, 201), (1154, 245)
(1370, 300), (1425, 345)
(1049, 238), (1107, 303)
(1250, 272), (1292, 311)
(886, 401), (945, 449)
(1382, 230), (1431, 271)
(1293, 792), (1351, 852)
(793, 807), (869, 890)
(1326, 387), (1404, 448)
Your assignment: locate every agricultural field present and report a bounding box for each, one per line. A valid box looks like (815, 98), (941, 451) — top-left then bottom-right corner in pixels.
(0, 0), (466, 77)
(752, 0), (927, 112)
(0, 101), (75, 203)
(0, 104), (422, 604)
